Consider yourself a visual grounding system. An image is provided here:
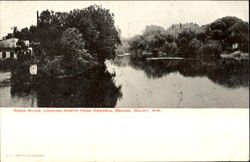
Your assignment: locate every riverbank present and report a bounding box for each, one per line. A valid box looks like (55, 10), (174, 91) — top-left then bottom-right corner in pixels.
(1, 55), (248, 107)
(126, 50), (249, 61)
(221, 51), (249, 60)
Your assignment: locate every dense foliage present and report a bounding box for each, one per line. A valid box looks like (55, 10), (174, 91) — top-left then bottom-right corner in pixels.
(66, 5), (121, 61)
(128, 25), (178, 58)
(205, 16), (249, 52)
(9, 5), (120, 61)
(5, 5), (120, 78)
(128, 16), (249, 59)
(39, 28), (98, 78)
(166, 22), (202, 37)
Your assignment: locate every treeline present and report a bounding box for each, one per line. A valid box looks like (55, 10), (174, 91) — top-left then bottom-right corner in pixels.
(128, 16), (249, 59)
(166, 22), (202, 37)
(5, 5), (121, 78)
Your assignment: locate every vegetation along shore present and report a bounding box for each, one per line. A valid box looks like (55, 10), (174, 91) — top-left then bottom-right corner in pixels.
(0, 5), (248, 85)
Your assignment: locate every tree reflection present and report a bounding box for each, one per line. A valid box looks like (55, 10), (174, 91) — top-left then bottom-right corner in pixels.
(206, 59), (249, 88)
(128, 57), (249, 88)
(130, 58), (180, 78)
(10, 67), (122, 107)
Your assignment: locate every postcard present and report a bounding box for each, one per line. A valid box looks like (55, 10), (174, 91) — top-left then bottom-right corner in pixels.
(0, 1), (249, 161)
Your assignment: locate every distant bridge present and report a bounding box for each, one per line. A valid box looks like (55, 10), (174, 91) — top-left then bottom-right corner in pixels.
(146, 57), (185, 60)
(117, 53), (131, 57)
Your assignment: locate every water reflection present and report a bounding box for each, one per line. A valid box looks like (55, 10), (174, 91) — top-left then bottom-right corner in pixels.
(125, 57), (249, 88)
(10, 68), (122, 107)
(108, 56), (248, 107)
(0, 55), (248, 107)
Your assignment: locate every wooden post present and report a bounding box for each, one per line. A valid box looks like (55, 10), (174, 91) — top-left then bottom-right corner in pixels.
(37, 11), (39, 25)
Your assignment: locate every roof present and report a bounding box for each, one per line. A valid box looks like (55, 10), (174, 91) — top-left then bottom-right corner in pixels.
(0, 38), (19, 49)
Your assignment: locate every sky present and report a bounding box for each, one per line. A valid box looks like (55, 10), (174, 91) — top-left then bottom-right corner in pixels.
(0, 1), (249, 39)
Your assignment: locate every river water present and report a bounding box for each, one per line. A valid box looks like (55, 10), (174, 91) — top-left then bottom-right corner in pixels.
(0, 56), (249, 108)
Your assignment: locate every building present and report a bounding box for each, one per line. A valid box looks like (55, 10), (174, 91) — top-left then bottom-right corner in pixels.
(23, 40), (30, 47)
(0, 38), (19, 59)
(0, 38), (34, 60)
(232, 43), (239, 50)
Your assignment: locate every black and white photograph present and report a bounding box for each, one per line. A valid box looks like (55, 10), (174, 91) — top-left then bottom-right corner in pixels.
(0, 1), (248, 108)
(0, 1), (249, 162)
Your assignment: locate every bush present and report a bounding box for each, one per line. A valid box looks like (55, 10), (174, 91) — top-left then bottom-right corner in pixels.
(39, 28), (98, 77)
(200, 40), (222, 58)
(67, 5), (121, 61)
(176, 30), (196, 57)
(189, 38), (202, 57)
(161, 42), (178, 57)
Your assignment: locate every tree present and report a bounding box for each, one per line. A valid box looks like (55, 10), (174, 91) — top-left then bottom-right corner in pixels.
(128, 35), (146, 51)
(189, 38), (202, 57)
(38, 10), (53, 28)
(176, 30), (196, 57)
(165, 35), (175, 43)
(143, 25), (166, 36)
(66, 5), (121, 62)
(40, 28), (98, 77)
(145, 33), (166, 56)
(196, 31), (206, 42)
(161, 41), (178, 57)
(206, 16), (249, 52)
(20, 28), (30, 40)
(59, 28), (97, 72)
(200, 40), (222, 59)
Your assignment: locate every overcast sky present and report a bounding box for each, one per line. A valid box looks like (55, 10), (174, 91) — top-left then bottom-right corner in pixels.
(0, 1), (248, 39)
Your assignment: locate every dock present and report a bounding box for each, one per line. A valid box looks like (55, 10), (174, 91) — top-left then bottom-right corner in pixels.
(146, 57), (185, 60)
(117, 53), (131, 57)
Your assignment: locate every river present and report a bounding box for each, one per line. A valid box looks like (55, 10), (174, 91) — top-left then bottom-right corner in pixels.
(0, 56), (249, 108)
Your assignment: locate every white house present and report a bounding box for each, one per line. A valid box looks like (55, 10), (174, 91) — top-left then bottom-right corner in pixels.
(232, 43), (239, 49)
(0, 38), (33, 60)
(23, 40), (30, 47)
(0, 51), (17, 59)
(0, 38), (19, 59)
(0, 38), (18, 48)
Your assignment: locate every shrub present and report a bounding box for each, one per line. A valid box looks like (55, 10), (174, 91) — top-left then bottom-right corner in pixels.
(200, 40), (222, 58)
(189, 38), (202, 57)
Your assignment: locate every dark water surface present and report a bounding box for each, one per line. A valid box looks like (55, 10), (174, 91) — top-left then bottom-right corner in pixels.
(0, 56), (249, 108)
